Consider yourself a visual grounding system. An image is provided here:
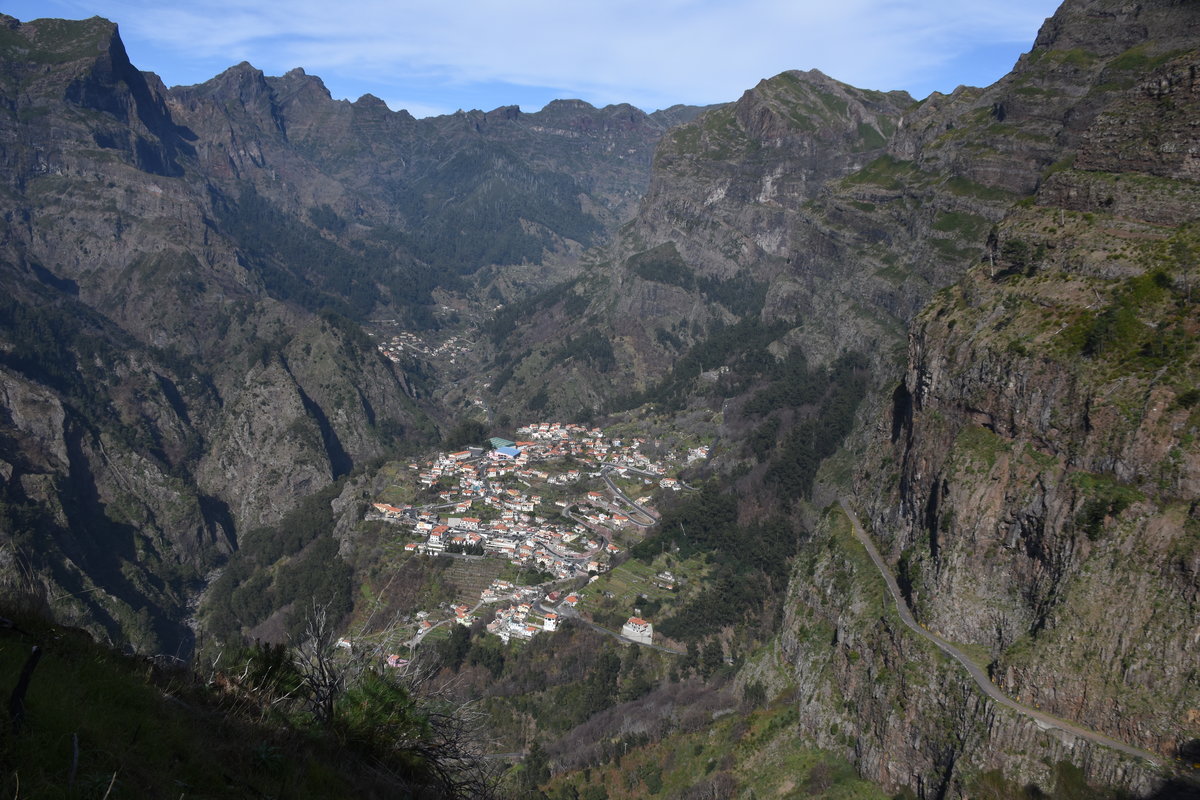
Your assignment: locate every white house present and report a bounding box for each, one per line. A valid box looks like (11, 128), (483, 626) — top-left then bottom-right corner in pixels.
(621, 617), (653, 645)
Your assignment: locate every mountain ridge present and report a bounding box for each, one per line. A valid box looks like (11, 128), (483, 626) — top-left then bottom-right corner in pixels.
(0, 11), (699, 651)
(0, 3), (1197, 797)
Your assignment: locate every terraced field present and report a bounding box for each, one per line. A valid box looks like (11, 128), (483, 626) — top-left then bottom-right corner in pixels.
(442, 558), (509, 604)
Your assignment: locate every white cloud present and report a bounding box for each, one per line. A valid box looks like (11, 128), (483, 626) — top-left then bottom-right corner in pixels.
(9, 0), (1063, 109)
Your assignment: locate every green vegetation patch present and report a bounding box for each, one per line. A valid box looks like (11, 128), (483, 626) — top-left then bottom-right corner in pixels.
(543, 694), (888, 800)
(484, 278), (581, 344)
(668, 123), (702, 154)
(815, 90), (849, 118)
(630, 485), (798, 640)
(933, 210), (991, 240)
(844, 155), (919, 190)
(615, 316), (789, 413)
(696, 105), (756, 156)
(1022, 443), (1060, 470)
(823, 505), (891, 616)
(953, 425), (1011, 469)
(944, 175), (1019, 202)
(855, 121), (887, 150)
(1044, 48), (1099, 69)
(1107, 44), (1187, 74)
(930, 235), (979, 261)
(1076, 267), (1196, 371)
(548, 333), (617, 373)
(0, 17), (112, 65)
(754, 353), (871, 503)
(0, 612), (428, 798)
(577, 556), (695, 631)
(216, 186), (446, 325)
(203, 481), (354, 642)
(626, 242), (696, 290)
(1070, 471), (1144, 541)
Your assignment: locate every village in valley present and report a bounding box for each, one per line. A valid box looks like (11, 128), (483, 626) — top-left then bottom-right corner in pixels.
(365, 421), (706, 653)
(373, 327), (474, 365)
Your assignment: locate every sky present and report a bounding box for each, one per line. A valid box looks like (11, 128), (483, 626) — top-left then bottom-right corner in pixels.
(6, 0), (1064, 118)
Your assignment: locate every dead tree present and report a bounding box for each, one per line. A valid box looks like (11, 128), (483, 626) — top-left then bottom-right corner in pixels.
(291, 603), (353, 726)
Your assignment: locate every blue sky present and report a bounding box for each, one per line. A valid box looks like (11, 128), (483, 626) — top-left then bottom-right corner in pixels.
(6, 0), (1063, 118)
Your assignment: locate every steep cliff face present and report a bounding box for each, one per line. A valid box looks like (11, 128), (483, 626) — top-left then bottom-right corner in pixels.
(778, 507), (1165, 799)
(584, 1), (1200, 795)
(0, 354), (229, 652)
(610, 70), (917, 366)
(0, 11), (701, 648)
(486, 0), (1200, 424)
(857, 216), (1199, 754)
(166, 63), (703, 305)
(0, 15), (432, 647)
(826, 3), (1200, 787)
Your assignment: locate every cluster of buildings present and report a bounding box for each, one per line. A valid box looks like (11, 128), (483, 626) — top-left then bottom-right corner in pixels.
(374, 421), (703, 648)
(375, 494), (608, 580)
(486, 601), (554, 643)
(513, 423), (666, 476)
(368, 423), (692, 578)
(373, 329), (473, 365)
(482, 586), (582, 644)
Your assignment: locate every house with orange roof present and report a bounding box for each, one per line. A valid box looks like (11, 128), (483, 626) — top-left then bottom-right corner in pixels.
(621, 617), (653, 645)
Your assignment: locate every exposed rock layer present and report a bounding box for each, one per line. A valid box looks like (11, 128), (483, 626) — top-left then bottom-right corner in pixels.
(0, 13), (688, 648)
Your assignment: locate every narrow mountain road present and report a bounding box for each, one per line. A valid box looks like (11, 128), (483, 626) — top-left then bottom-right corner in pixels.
(600, 467), (660, 523)
(550, 604), (685, 655)
(837, 498), (1161, 767)
(406, 599), (487, 648)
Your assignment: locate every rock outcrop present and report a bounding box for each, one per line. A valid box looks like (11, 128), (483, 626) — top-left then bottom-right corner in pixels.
(483, 0), (1200, 795)
(783, 2), (1200, 793)
(2, 4), (1198, 796)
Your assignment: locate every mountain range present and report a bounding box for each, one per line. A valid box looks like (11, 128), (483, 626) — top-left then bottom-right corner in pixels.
(0, 1), (1196, 797)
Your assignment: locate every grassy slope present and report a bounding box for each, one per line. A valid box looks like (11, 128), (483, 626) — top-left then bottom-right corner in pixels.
(0, 609), (406, 798)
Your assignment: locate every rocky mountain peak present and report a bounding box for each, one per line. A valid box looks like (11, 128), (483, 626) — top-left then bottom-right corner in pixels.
(268, 65), (335, 107)
(1030, 0), (1200, 59)
(485, 103), (521, 121)
(350, 92), (390, 110)
(185, 60), (273, 102)
(6, 14), (119, 55)
(3, 3), (1199, 796)
(0, 14), (189, 178)
(541, 97), (595, 112)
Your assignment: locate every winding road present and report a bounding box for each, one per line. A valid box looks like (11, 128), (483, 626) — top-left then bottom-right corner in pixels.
(600, 466), (660, 524)
(406, 599), (486, 648)
(837, 498), (1161, 767)
(547, 602), (685, 655)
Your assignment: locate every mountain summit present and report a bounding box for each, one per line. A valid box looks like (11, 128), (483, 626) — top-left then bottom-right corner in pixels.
(0, 2), (1196, 797)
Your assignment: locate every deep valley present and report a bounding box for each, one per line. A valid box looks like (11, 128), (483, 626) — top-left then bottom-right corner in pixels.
(0, 1), (1198, 798)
